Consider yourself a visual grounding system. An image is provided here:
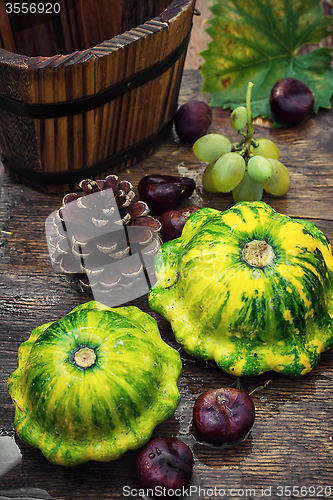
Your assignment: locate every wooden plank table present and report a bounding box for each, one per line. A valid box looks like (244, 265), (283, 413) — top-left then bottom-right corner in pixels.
(1, 6), (333, 499)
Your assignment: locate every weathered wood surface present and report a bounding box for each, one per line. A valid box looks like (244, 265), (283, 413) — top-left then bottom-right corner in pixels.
(1, 2), (333, 498)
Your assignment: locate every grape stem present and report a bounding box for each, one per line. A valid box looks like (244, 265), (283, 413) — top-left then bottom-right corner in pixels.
(243, 82), (255, 164)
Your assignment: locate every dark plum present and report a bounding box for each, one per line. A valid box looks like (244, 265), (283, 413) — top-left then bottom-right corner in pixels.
(135, 437), (194, 498)
(270, 78), (314, 125)
(193, 387), (255, 444)
(138, 174), (195, 214)
(160, 205), (200, 242)
(174, 100), (212, 143)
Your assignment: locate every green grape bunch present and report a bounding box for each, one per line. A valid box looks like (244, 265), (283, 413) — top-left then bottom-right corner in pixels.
(193, 82), (290, 203)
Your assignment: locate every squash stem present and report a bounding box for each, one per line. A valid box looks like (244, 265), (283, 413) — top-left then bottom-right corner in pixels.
(73, 346), (96, 369)
(242, 240), (275, 268)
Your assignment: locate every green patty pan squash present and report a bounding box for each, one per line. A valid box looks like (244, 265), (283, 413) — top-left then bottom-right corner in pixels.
(148, 201), (333, 377)
(7, 301), (182, 466)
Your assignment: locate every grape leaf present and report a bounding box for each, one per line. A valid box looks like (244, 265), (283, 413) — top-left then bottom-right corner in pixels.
(200, 0), (333, 126)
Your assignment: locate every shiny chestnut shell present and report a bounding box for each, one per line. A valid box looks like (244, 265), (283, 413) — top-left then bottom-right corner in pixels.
(138, 175), (196, 214)
(174, 100), (212, 143)
(135, 437), (194, 498)
(160, 205), (200, 242)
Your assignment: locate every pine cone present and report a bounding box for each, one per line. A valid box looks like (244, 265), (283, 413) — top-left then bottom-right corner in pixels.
(48, 175), (161, 301)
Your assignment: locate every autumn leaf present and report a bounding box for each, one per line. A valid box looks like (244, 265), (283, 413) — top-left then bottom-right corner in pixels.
(200, 0), (333, 126)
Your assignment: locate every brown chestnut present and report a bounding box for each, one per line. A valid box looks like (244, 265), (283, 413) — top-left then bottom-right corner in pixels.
(135, 437), (194, 498)
(174, 100), (212, 143)
(160, 205), (200, 242)
(138, 175), (196, 214)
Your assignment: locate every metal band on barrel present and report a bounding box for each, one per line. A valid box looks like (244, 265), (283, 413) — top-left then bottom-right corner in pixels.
(1, 113), (174, 185)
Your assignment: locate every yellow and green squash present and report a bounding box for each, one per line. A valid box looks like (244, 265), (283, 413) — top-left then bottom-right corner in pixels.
(7, 301), (182, 466)
(148, 201), (333, 377)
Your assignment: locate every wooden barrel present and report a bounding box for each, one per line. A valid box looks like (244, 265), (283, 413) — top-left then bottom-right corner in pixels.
(0, 0), (196, 193)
